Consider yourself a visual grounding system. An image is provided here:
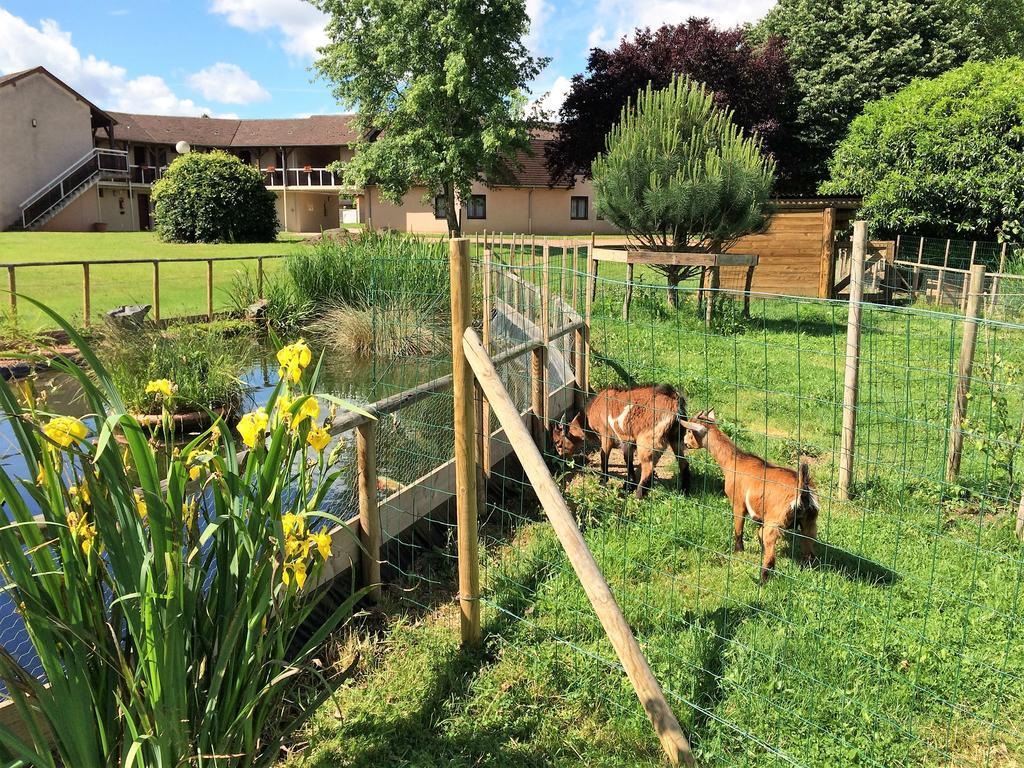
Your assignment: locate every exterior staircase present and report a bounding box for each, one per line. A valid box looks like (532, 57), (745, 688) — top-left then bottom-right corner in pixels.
(16, 149), (129, 230)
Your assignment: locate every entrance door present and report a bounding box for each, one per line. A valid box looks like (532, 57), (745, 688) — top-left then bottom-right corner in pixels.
(138, 194), (151, 231)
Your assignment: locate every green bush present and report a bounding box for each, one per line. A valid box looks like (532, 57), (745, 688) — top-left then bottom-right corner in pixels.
(152, 150), (278, 243)
(821, 58), (1024, 239)
(0, 306), (368, 767)
(592, 74), (775, 304)
(98, 323), (255, 415)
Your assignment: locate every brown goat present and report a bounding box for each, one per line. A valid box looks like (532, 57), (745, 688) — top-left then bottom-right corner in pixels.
(551, 384), (690, 498)
(684, 410), (819, 583)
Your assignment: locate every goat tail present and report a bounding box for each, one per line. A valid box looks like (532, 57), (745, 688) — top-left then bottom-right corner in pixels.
(796, 460), (820, 521)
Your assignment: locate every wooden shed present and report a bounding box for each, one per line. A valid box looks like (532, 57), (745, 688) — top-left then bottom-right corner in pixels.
(721, 197), (861, 298)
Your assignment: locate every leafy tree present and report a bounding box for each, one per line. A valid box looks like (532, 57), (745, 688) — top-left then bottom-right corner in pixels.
(753, 0), (1024, 187)
(592, 75), (776, 307)
(821, 58), (1024, 240)
(151, 151), (277, 243)
(311, 0), (545, 236)
(546, 19), (798, 189)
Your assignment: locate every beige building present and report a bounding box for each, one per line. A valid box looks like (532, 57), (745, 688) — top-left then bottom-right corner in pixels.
(1, 67), (359, 233)
(2, 66), (616, 235)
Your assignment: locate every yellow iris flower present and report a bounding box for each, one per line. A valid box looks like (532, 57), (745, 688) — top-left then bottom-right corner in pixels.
(282, 559), (308, 590)
(144, 379), (177, 399)
(307, 425), (331, 453)
(294, 396), (320, 428)
(134, 491), (148, 519)
(310, 530), (332, 559)
(43, 416), (87, 448)
(66, 510), (98, 555)
(276, 339), (312, 384)
(237, 408), (270, 449)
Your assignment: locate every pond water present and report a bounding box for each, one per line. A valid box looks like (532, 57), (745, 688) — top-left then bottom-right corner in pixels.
(0, 341), (451, 683)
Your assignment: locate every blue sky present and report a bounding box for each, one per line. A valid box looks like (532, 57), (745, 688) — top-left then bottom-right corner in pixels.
(0, 0), (776, 120)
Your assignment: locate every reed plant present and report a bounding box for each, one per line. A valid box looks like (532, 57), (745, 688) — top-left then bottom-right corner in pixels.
(227, 266), (314, 333)
(0, 301), (370, 767)
(286, 231), (449, 309)
(98, 323), (254, 416)
(310, 298), (448, 357)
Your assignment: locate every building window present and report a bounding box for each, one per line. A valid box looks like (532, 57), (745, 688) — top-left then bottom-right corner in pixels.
(570, 196), (589, 220)
(434, 194), (448, 220)
(467, 194), (486, 220)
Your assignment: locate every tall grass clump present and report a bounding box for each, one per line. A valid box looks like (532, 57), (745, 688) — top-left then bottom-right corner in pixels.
(0, 302), (369, 767)
(98, 323), (254, 415)
(228, 266), (314, 333)
(311, 298), (449, 357)
(287, 231), (449, 308)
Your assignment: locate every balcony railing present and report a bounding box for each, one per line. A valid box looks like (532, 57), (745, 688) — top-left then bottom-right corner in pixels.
(262, 167), (341, 187)
(130, 165), (166, 184)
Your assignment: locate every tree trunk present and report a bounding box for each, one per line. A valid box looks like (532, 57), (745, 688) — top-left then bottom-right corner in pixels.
(445, 182), (461, 237)
(666, 270), (680, 310)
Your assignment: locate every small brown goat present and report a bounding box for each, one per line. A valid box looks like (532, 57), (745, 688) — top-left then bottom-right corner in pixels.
(551, 384), (690, 498)
(684, 410), (819, 583)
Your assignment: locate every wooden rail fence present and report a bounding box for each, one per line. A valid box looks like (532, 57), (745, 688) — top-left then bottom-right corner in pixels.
(0, 253), (279, 326)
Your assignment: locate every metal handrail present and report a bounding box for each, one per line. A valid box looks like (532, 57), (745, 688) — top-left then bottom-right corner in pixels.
(19, 149), (129, 209)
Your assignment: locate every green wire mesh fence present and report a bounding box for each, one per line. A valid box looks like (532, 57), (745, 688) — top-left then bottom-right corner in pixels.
(462, 238), (1022, 766)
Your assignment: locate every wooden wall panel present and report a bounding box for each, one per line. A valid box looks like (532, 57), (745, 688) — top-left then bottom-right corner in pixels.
(721, 210), (829, 297)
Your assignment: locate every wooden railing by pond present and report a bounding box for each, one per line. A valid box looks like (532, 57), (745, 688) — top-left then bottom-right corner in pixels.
(0, 253), (282, 326)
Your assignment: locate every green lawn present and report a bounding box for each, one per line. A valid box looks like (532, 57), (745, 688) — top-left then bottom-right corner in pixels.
(0, 231), (303, 331)
(283, 284), (1024, 768)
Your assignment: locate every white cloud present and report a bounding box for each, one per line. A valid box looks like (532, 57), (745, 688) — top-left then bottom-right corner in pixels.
(585, 0), (776, 50)
(187, 62), (270, 104)
(0, 9), (220, 115)
(209, 0), (329, 58)
(531, 74), (572, 118)
(525, 0), (552, 54)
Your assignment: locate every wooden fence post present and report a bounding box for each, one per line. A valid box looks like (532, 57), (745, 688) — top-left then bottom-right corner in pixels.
(1016, 489), (1024, 541)
(480, 249), (492, 481)
(207, 259), (215, 321)
(152, 261), (160, 323)
(82, 263), (91, 328)
(914, 237), (925, 295)
(960, 242), (977, 312)
(257, 257), (265, 299)
(989, 242), (1008, 314)
(6, 267), (15, 318)
(584, 237), (596, 398)
(818, 206), (837, 298)
(588, 233), (598, 303)
(356, 419), (381, 602)
(839, 221), (868, 500)
(622, 261), (634, 321)
(936, 239), (951, 305)
(449, 237), (481, 646)
(531, 242), (550, 447)
(945, 263), (987, 484)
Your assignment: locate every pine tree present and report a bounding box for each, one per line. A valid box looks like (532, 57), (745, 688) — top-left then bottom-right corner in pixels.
(592, 75), (776, 306)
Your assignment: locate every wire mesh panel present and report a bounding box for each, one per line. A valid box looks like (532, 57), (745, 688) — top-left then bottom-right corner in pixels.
(477, 257), (1024, 767)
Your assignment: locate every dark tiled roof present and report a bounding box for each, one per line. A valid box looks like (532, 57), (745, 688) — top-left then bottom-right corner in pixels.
(106, 112), (241, 147)
(104, 111), (358, 148)
(231, 115), (359, 147)
(489, 137), (572, 189)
